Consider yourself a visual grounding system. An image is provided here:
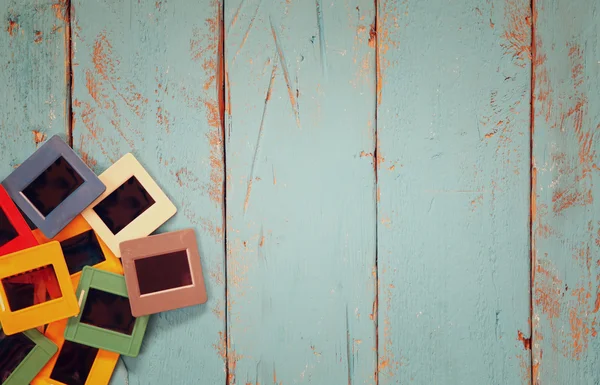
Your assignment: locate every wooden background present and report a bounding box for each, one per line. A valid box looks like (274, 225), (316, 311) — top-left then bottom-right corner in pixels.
(0, 0), (598, 384)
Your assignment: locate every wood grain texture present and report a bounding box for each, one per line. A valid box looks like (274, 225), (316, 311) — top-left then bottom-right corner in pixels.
(4, 0), (600, 383)
(532, 1), (600, 383)
(225, 0), (377, 383)
(376, 0), (532, 383)
(70, 1), (225, 384)
(0, 0), (69, 178)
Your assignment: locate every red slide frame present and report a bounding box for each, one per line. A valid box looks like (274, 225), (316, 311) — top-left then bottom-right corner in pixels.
(0, 185), (38, 256)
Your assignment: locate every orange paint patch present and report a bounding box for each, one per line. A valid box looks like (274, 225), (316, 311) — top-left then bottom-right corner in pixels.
(517, 330), (531, 350)
(91, 31), (148, 121)
(534, 203), (554, 239)
(6, 19), (19, 37)
(368, 22), (376, 48)
(214, 331), (227, 361)
(32, 130), (47, 147)
(173, 167), (201, 189)
(121, 84), (149, 118)
(188, 5), (224, 207)
(225, 69), (232, 116)
(572, 243), (592, 272)
(533, 37), (552, 123)
(552, 189), (593, 214)
(85, 70), (107, 108)
(34, 31), (43, 43)
(540, 40), (597, 217)
(217, 13), (225, 129)
(156, 106), (171, 133)
(378, 283), (400, 380)
(534, 263), (562, 319)
(501, 0), (532, 66)
(205, 102), (224, 206)
(92, 31), (114, 79)
(568, 42), (584, 88)
(369, 296), (377, 321)
(517, 353), (531, 384)
(532, 361), (540, 384)
(200, 218), (223, 243)
(470, 194), (484, 211)
(376, 0), (400, 105)
(52, 0), (69, 22)
(567, 286), (598, 360)
(211, 301), (224, 320)
(243, 181), (252, 213)
(376, 137), (385, 168)
(227, 341), (241, 385)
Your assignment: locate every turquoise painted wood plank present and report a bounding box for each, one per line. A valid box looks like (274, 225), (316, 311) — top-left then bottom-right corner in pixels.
(0, 0), (68, 177)
(225, 0), (377, 383)
(532, 1), (600, 383)
(70, 1), (226, 384)
(377, 1), (532, 383)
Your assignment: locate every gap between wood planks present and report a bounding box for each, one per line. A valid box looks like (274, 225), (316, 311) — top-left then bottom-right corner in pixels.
(529, 0), (537, 384)
(373, 0), (380, 384)
(218, 2), (230, 384)
(65, 0), (73, 148)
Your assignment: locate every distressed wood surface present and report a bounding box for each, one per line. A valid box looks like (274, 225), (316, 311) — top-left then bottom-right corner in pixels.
(70, 1), (226, 384)
(0, 0), (68, 177)
(376, 0), (532, 383)
(532, 0), (600, 384)
(225, 0), (377, 383)
(2, 0), (600, 384)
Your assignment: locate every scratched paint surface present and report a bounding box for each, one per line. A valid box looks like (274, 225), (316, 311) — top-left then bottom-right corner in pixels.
(70, 1), (225, 384)
(2, 0), (600, 384)
(225, 0), (377, 383)
(532, 0), (600, 383)
(0, 0), (68, 176)
(377, 0), (532, 383)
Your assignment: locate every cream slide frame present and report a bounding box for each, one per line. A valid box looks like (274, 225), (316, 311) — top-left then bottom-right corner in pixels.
(81, 153), (176, 258)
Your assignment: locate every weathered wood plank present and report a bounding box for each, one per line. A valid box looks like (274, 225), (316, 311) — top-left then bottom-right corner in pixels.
(377, 0), (532, 383)
(70, 1), (225, 384)
(532, 1), (600, 383)
(225, 0), (377, 383)
(0, 0), (69, 177)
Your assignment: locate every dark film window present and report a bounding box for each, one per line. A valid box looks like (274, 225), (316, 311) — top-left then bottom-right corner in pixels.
(60, 230), (106, 275)
(0, 207), (17, 247)
(0, 329), (35, 382)
(1, 265), (63, 311)
(93, 176), (155, 235)
(22, 156), (84, 217)
(80, 288), (136, 335)
(50, 340), (99, 385)
(135, 250), (192, 295)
